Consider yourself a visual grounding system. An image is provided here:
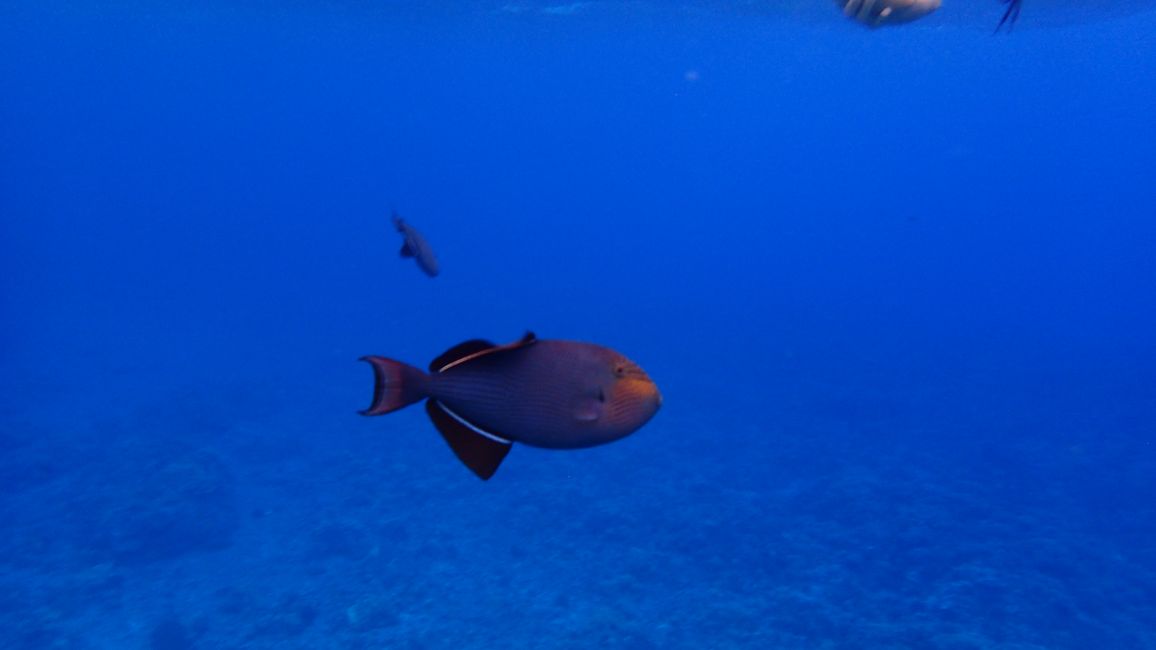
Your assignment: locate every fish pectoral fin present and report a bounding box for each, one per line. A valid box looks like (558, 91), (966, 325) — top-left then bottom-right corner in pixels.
(399, 242), (416, 258)
(573, 397), (604, 422)
(426, 401), (512, 481)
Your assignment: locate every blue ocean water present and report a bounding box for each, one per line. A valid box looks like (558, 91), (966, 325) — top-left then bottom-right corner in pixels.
(3, 1), (1155, 648)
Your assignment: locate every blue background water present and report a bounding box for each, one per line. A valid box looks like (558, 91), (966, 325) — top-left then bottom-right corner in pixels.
(3, 2), (1155, 648)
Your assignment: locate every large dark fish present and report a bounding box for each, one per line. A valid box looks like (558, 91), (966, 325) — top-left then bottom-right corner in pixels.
(392, 211), (439, 277)
(360, 332), (662, 480)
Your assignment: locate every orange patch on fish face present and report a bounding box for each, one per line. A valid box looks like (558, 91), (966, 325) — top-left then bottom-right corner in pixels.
(599, 358), (662, 435)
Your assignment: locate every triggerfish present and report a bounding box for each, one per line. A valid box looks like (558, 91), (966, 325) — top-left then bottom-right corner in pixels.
(392, 211), (439, 277)
(360, 332), (662, 480)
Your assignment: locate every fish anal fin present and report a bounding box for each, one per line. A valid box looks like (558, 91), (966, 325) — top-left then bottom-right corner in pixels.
(429, 332), (539, 373)
(426, 400), (511, 480)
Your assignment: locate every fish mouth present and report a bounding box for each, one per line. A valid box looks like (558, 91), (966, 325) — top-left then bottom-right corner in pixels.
(607, 377), (663, 425)
(636, 378), (662, 411)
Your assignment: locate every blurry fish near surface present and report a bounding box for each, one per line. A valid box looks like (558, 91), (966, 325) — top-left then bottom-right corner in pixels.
(360, 332), (662, 480)
(392, 210), (439, 278)
(836, 0), (942, 26)
(996, 0), (1023, 31)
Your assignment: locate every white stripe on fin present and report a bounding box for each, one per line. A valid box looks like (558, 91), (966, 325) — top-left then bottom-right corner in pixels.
(436, 332), (537, 373)
(435, 401), (512, 445)
(438, 350), (491, 373)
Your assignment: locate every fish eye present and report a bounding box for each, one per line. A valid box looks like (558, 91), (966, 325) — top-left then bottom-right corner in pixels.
(613, 364), (627, 377)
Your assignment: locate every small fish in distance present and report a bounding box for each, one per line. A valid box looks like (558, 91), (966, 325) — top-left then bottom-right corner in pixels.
(360, 332), (662, 480)
(392, 211), (439, 277)
(836, 0), (941, 27)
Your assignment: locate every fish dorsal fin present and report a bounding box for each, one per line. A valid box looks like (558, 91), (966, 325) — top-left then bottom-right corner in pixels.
(426, 400), (512, 480)
(429, 332), (538, 373)
(429, 339), (497, 373)
(399, 242), (415, 258)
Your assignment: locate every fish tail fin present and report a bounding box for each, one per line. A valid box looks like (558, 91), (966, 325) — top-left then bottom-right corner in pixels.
(359, 356), (429, 415)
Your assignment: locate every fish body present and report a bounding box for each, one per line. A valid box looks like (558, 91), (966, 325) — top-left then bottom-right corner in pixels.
(360, 333), (662, 479)
(392, 212), (439, 277)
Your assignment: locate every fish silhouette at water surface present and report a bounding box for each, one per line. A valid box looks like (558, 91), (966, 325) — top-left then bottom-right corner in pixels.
(360, 332), (662, 480)
(836, 0), (941, 26)
(996, 0), (1022, 30)
(392, 211), (439, 277)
